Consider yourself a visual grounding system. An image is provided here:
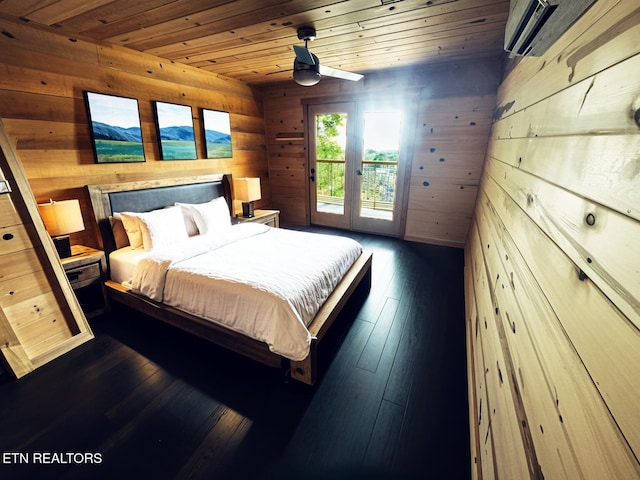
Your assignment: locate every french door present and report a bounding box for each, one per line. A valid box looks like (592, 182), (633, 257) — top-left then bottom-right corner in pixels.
(308, 101), (407, 236)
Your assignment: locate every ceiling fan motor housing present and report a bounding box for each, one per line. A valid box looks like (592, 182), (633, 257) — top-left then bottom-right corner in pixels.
(297, 26), (316, 42)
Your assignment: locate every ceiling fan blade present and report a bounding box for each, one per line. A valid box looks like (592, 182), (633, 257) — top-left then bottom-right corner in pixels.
(318, 64), (363, 82)
(293, 45), (315, 65)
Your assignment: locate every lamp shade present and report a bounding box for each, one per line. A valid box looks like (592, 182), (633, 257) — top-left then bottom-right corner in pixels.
(38, 199), (85, 236)
(234, 178), (262, 202)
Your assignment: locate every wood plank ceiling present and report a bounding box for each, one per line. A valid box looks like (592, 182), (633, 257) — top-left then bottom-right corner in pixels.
(0, 0), (510, 85)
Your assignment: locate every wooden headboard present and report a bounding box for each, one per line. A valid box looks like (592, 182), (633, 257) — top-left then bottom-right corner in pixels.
(85, 173), (233, 254)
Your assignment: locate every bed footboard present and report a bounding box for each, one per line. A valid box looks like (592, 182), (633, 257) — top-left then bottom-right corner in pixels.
(290, 250), (372, 385)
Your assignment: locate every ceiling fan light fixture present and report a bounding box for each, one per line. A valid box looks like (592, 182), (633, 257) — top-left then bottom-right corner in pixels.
(294, 69), (321, 86)
(293, 58), (320, 86)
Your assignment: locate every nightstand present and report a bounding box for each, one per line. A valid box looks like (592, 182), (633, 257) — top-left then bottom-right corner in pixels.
(236, 209), (280, 228)
(60, 245), (107, 318)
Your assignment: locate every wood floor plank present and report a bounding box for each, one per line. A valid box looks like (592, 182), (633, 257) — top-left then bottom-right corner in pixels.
(357, 297), (401, 373)
(362, 398), (406, 473)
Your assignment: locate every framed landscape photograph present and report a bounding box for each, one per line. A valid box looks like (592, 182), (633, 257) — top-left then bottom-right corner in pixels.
(202, 109), (232, 158)
(153, 101), (197, 160)
(84, 91), (145, 163)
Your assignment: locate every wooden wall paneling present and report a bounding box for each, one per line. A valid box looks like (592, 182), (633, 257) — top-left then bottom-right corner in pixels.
(411, 159), (483, 183)
(475, 185), (640, 478)
(262, 58), (501, 237)
(95, 45), (261, 102)
(466, 2), (640, 476)
(465, 231), (495, 480)
(0, 12), (264, 111)
(411, 139), (487, 181)
(416, 122), (493, 142)
(486, 134), (640, 222)
(405, 177), (479, 247)
(497, 1), (640, 119)
(485, 156), (639, 327)
(404, 210), (471, 248)
(10, 119), (93, 152)
(262, 90), (307, 225)
(404, 84), (497, 245)
(466, 220), (532, 479)
(480, 173), (640, 462)
(464, 261), (482, 480)
(418, 95), (497, 128)
(0, 12), (100, 66)
(407, 179), (478, 216)
(468, 238), (497, 480)
(0, 13), (268, 249)
(494, 53), (640, 140)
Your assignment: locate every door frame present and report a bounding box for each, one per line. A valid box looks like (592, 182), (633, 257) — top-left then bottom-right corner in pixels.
(307, 101), (358, 230)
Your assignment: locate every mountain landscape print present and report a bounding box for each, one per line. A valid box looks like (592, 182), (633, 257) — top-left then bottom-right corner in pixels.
(202, 109), (232, 158)
(154, 102), (197, 160)
(84, 92), (145, 163)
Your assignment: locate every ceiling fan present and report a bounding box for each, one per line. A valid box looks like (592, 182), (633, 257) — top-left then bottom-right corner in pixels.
(292, 26), (364, 86)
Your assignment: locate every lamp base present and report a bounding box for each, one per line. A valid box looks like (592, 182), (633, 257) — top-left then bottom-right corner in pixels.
(241, 201), (255, 218)
(52, 235), (72, 258)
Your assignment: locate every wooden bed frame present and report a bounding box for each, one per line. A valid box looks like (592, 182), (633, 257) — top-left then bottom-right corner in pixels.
(85, 173), (372, 385)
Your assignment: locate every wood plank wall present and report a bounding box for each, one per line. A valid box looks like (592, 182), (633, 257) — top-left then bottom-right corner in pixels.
(261, 57), (501, 247)
(0, 13), (268, 248)
(465, 1), (640, 479)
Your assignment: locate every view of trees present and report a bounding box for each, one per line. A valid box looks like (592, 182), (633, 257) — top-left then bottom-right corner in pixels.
(316, 113), (346, 198)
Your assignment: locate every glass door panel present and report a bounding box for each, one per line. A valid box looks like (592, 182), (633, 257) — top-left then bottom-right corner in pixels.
(315, 113), (347, 215)
(359, 111), (401, 222)
(309, 103), (355, 229)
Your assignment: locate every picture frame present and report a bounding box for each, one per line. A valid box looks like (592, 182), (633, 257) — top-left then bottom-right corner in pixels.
(202, 108), (232, 158)
(153, 101), (197, 160)
(84, 91), (145, 163)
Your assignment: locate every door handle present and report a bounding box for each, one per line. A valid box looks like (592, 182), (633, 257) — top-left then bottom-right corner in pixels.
(356, 169), (362, 176)
(310, 168), (315, 182)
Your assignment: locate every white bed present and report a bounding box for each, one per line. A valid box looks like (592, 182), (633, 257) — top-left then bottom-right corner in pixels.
(110, 223), (362, 361)
(86, 174), (373, 385)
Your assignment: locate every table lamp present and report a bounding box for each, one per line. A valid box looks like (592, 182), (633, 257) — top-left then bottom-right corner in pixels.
(234, 177), (261, 218)
(38, 199), (85, 258)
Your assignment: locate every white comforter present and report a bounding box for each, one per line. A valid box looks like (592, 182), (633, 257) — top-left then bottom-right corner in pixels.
(130, 224), (362, 361)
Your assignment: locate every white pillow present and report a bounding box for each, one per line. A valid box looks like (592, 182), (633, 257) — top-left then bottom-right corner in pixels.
(183, 196), (231, 235)
(175, 203), (201, 236)
(134, 206), (189, 251)
(118, 212), (144, 249)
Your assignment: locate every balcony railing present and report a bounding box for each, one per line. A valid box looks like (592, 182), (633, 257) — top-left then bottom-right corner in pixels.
(316, 159), (396, 217)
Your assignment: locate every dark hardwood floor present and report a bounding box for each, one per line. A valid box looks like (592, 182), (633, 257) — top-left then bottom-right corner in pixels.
(0, 227), (470, 480)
